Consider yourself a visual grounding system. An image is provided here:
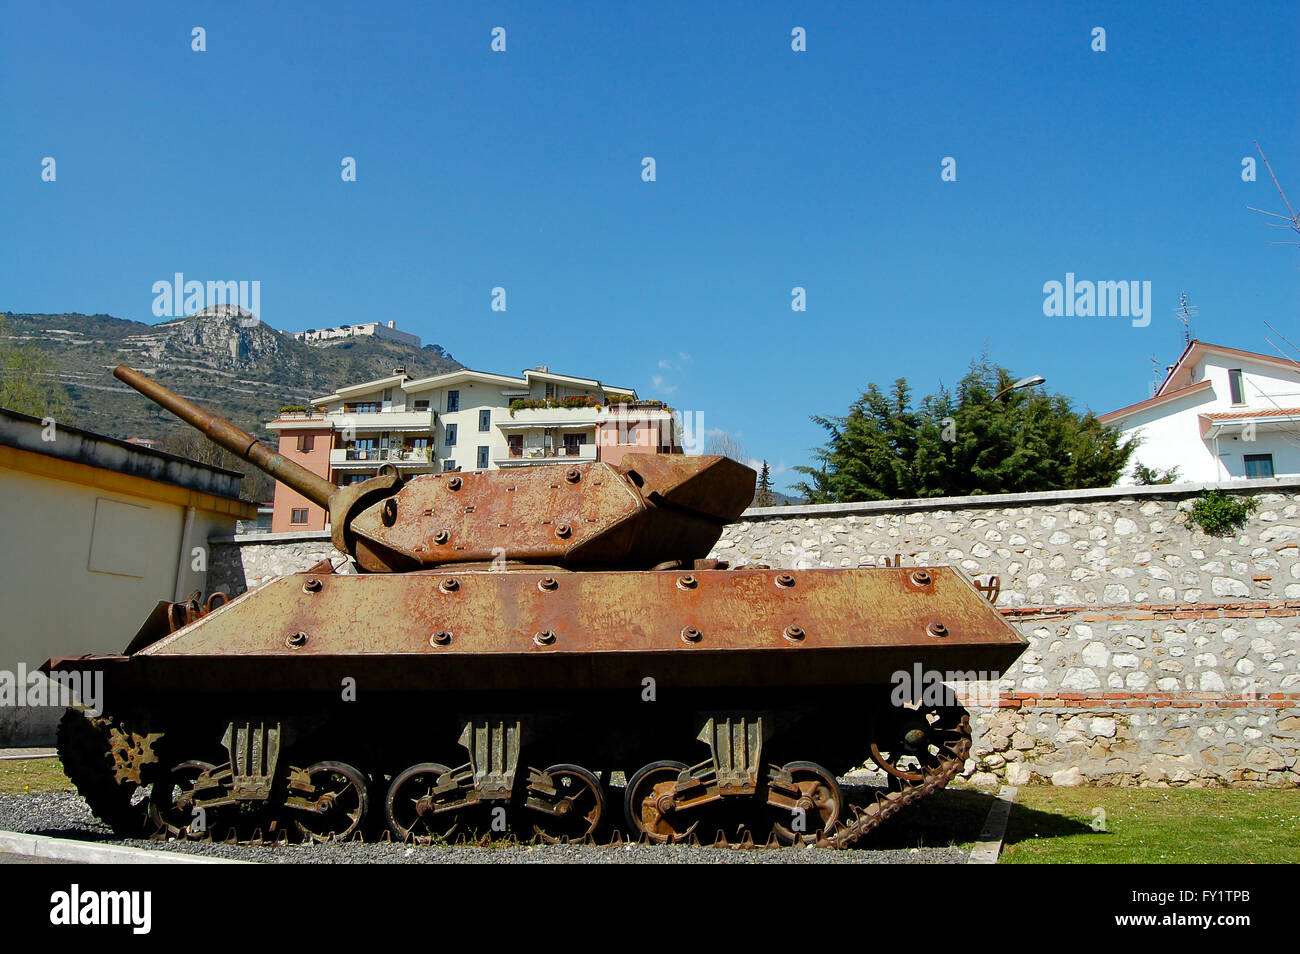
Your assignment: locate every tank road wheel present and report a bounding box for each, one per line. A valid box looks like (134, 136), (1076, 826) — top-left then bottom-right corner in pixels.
(523, 764), (605, 844)
(148, 761), (217, 839)
(624, 760), (698, 844)
(768, 761), (842, 845)
(289, 761), (370, 843)
(870, 706), (971, 789)
(384, 763), (471, 843)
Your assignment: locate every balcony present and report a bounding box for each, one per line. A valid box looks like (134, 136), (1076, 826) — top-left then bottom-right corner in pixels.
(498, 406), (603, 430)
(330, 447), (435, 469)
(495, 444), (597, 466)
(330, 410), (437, 433)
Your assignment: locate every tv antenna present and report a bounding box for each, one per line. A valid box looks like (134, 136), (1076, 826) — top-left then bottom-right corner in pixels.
(1174, 292), (1196, 346)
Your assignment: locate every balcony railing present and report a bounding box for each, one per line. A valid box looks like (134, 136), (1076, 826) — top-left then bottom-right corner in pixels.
(501, 406), (603, 428)
(330, 447), (433, 466)
(499, 444), (597, 463)
(330, 410), (437, 432)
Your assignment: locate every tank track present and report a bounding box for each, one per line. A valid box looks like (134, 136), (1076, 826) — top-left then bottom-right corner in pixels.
(56, 708), (971, 849)
(819, 712), (971, 849)
(56, 709), (152, 837)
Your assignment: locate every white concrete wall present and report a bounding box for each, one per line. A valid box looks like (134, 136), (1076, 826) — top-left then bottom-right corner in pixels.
(0, 468), (239, 744)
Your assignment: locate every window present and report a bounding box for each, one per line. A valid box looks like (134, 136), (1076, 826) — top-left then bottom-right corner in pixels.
(1244, 454), (1274, 478)
(442, 459), (457, 472)
(477, 445), (490, 469)
(545, 382), (555, 399)
(413, 399), (430, 412)
(345, 401), (380, 414)
(383, 388), (392, 402)
(508, 434), (523, 457)
(346, 438), (376, 460)
(340, 474), (368, 486)
(291, 509), (308, 525)
(563, 433), (585, 455)
(447, 390), (460, 413)
(445, 423), (457, 446)
(479, 409), (491, 431)
(296, 434), (315, 453)
(1229, 369), (1245, 405)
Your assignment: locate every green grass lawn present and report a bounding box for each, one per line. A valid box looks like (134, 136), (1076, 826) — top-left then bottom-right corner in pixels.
(0, 758), (74, 795)
(1002, 786), (1300, 864)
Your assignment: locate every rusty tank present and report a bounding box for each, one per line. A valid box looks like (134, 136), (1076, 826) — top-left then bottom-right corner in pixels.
(45, 365), (1027, 848)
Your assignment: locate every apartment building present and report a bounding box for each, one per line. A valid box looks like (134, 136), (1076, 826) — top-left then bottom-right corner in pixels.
(266, 366), (679, 532)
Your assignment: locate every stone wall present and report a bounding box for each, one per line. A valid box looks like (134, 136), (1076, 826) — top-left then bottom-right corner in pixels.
(713, 478), (1300, 788)
(207, 478), (1300, 788)
(209, 530), (343, 596)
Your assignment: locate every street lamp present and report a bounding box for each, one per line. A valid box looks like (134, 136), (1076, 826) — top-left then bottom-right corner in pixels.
(993, 374), (1046, 401)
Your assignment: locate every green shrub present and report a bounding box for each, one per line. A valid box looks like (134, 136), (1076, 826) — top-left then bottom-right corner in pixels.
(1188, 490), (1258, 536)
(509, 396), (601, 415)
(1132, 462), (1181, 485)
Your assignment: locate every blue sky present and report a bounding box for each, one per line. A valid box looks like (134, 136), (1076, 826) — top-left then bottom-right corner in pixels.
(3, 1), (1297, 491)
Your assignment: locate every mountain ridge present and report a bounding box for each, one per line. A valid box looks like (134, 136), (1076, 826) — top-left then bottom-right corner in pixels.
(1, 309), (462, 442)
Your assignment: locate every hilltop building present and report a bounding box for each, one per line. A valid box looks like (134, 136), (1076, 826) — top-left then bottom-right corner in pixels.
(266, 366), (679, 532)
(1101, 340), (1300, 484)
(291, 320), (421, 349)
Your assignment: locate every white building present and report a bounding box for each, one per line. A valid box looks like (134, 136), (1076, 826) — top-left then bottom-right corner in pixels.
(1100, 340), (1300, 484)
(291, 320), (421, 349)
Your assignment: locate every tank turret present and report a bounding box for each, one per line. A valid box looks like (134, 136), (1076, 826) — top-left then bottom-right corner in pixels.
(112, 365), (755, 571)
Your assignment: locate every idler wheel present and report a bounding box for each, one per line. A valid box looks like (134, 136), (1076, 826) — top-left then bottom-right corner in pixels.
(291, 761), (369, 843)
(768, 761), (842, 845)
(524, 764), (605, 844)
(624, 760), (697, 844)
(869, 706), (971, 789)
(148, 760), (218, 839)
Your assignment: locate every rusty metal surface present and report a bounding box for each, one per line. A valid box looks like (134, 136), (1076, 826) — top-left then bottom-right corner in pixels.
(347, 464), (641, 565)
(348, 454), (754, 569)
(72, 565), (1029, 692)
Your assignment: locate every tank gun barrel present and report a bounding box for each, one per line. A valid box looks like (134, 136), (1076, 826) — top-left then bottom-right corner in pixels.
(113, 365), (337, 508)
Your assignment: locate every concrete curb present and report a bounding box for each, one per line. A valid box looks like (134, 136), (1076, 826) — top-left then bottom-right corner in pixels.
(0, 830), (249, 865)
(967, 785), (1018, 864)
(0, 749), (57, 760)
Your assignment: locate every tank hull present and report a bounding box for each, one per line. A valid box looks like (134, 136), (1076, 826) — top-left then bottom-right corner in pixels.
(53, 565), (1025, 696)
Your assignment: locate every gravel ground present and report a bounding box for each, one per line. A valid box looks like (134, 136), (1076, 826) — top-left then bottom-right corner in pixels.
(0, 787), (970, 865)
